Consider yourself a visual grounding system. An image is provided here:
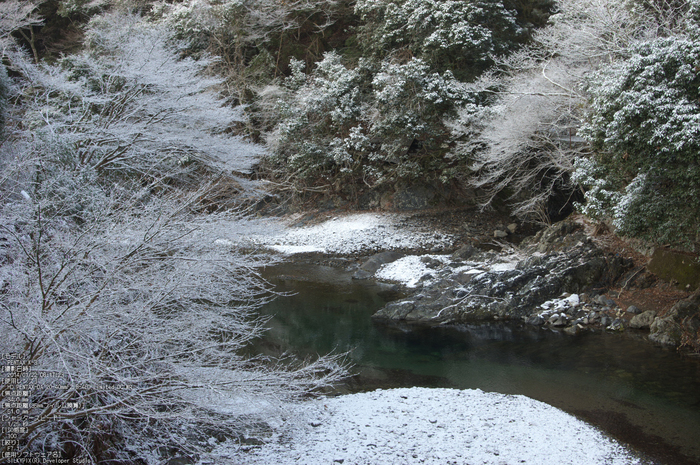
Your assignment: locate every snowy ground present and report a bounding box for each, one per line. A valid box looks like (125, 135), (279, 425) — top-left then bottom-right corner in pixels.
(218, 387), (640, 465)
(239, 212), (456, 255)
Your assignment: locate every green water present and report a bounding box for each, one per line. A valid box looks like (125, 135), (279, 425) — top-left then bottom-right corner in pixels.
(257, 263), (700, 465)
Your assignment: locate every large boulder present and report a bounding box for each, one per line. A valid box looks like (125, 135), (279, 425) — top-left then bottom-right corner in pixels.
(647, 248), (700, 291)
(649, 291), (700, 347)
(629, 310), (656, 329)
(353, 251), (404, 280)
(649, 317), (682, 346)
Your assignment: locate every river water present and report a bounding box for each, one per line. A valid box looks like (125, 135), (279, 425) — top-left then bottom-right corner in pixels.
(257, 263), (700, 465)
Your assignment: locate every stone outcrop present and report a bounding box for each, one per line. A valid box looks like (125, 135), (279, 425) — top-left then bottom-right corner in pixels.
(647, 248), (700, 291)
(629, 310), (656, 329)
(353, 251), (404, 280)
(649, 291), (700, 346)
(373, 220), (629, 326)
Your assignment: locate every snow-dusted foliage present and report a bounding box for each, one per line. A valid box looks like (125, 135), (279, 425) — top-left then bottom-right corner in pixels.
(262, 0), (541, 193)
(161, 0), (339, 44)
(459, 0), (658, 223)
(355, 0), (524, 79)
(0, 0), (41, 51)
(271, 53), (365, 181)
(370, 59), (467, 177)
(18, 13), (261, 182)
(571, 157), (621, 222)
(156, 0), (345, 103)
(270, 53), (467, 189)
(0, 174), (346, 462)
(0, 11), (347, 463)
(580, 33), (700, 244)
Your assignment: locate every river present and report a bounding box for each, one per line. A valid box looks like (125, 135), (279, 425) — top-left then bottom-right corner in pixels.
(256, 262), (700, 465)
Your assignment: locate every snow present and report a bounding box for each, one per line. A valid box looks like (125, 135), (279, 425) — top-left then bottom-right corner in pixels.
(268, 245), (326, 254)
(374, 252), (521, 288)
(243, 212), (455, 255)
(238, 387), (639, 465)
(488, 261), (518, 272)
(538, 294), (582, 317)
(376, 255), (451, 287)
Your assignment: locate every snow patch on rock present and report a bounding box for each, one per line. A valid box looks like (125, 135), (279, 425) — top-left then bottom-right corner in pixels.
(538, 294), (582, 317)
(376, 255), (451, 287)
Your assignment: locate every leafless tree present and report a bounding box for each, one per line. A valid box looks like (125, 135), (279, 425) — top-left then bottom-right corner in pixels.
(0, 0), (42, 61)
(0, 11), (347, 463)
(459, 0), (657, 223)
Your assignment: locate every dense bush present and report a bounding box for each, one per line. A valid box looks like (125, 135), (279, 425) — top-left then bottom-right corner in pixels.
(355, 0), (525, 80)
(265, 0), (535, 195)
(579, 34), (700, 245)
(268, 52), (468, 193)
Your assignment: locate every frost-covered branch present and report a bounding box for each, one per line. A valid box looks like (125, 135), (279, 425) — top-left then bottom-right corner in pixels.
(19, 13), (262, 184)
(457, 0), (656, 223)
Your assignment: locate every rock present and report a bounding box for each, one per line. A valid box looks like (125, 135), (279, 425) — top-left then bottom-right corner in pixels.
(374, 301), (417, 320)
(526, 315), (545, 326)
(649, 316), (682, 346)
(626, 305), (642, 314)
(667, 299), (700, 321)
(521, 219), (583, 253)
(647, 248), (700, 291)
(453, 288), (468, 298)
(380, 191), (393, 210)
(452, 244), (477, 260)
(648, 291), (700, 346)
(629, 310), (656, 329)
(563, 325), (580, 336)
(454, 272), (475, 285)
(352, 251), (404, 279)
(600, 316), (612, 327)
(393, 184), (437, 211)
(553, 315), (569, 327)
(372, 220), (628, 325)
(594, 295), (616, 307)
(607, 319), (625, 331)
(494, 230), (508, 239)
(352, 270), (374, 280)
(420, 256), (443, 269)
(507, 223), (518, 234)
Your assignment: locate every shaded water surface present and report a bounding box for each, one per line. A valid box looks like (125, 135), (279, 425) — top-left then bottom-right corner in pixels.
(257, 263), (700, 465)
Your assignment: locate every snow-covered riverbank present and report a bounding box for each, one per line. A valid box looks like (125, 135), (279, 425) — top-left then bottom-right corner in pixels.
(226, 387), (640, 465)
(241, 212), (457, 255)
(208, 213), (651, 464)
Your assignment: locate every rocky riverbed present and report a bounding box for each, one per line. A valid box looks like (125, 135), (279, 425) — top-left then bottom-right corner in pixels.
(368, 218), (700, 350)
(236, 207), (700, 465)
(241, 207), (699, 352)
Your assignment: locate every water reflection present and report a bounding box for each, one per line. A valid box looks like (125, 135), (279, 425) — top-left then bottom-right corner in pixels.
(256, 263), (700, 465)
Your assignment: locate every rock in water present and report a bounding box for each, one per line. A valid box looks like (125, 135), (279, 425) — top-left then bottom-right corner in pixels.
(629, 310), (656, 329)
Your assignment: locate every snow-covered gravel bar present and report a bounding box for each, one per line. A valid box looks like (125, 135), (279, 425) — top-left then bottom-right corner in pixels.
(242, 212), (455, 255)
(239, 387), (640, 465)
